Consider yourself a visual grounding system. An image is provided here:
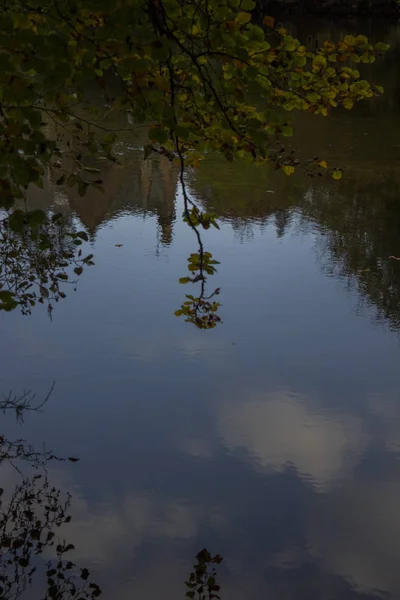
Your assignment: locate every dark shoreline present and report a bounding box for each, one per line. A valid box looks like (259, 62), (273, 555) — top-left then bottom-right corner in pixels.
(256, 0), (400, 18)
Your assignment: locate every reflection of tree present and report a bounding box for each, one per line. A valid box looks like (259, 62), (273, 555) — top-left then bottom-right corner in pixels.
(193, 152), (400, 331)
(0, 210), (93, 315)
(274, 209), (293, 239)
(141, 157), (178, 246)
(29, 118), (179, 245)
(0, 391), (101, 600)
(67, 154), (178, 244)
(304, 178), (400, 330)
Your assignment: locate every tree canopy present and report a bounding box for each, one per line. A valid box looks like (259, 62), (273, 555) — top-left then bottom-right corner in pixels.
(0, 0), (389, 326)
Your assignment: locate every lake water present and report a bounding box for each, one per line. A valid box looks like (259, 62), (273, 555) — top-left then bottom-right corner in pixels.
(2, 17), (400, 600)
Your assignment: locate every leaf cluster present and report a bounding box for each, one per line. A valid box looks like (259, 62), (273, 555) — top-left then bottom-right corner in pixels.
(0, 0), (388, 325)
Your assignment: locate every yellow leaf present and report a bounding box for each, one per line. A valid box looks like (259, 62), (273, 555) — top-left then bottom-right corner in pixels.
(344, 35), (356, 46)
(236, 12), (251, 24)
(312, 55), (327, 72)
(318, 160), (328, 169)
(282, 165), (295, 176)
(154, 75), (169, 91)
(375, 42), (390, 52)
(332, 169), (342, 180)
(355, 35), (368, 46)
(263, 15), (275, 28)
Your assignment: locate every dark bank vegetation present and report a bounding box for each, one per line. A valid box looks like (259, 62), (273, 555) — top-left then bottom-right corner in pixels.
(253, 0), (400, 19)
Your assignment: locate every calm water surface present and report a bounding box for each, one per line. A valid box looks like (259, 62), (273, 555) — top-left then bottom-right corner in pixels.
(2, 17), (400, 600)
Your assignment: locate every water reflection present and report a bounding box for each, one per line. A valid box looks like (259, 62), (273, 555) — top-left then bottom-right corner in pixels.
(69, 155), (178, 246)
(217, 390), (367, 490)
(309, 180), (400, 330)
(0, 209), (93, 315)
(0, 14), (400, 600)
(48, 386), (400, 600)
(0, 391), (101, 600)
(26, 153), (178, 246)
(192, 155), (400, 331)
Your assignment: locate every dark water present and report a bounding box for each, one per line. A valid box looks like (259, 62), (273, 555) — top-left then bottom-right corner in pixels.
(2, 17), (400, 600)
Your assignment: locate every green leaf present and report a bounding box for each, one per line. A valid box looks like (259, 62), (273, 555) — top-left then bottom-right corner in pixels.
(0, 300), (19, 311)
(241, 0), (255, 9)
(102, 133), (117, 145)
(149, 128), (169, 144)
(8, 211), (25, 233)
(281, 125), (293, 137)
(0, 291), (15, 302)
(28, 210), (46, 227)
(39, 285), (49, 298)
